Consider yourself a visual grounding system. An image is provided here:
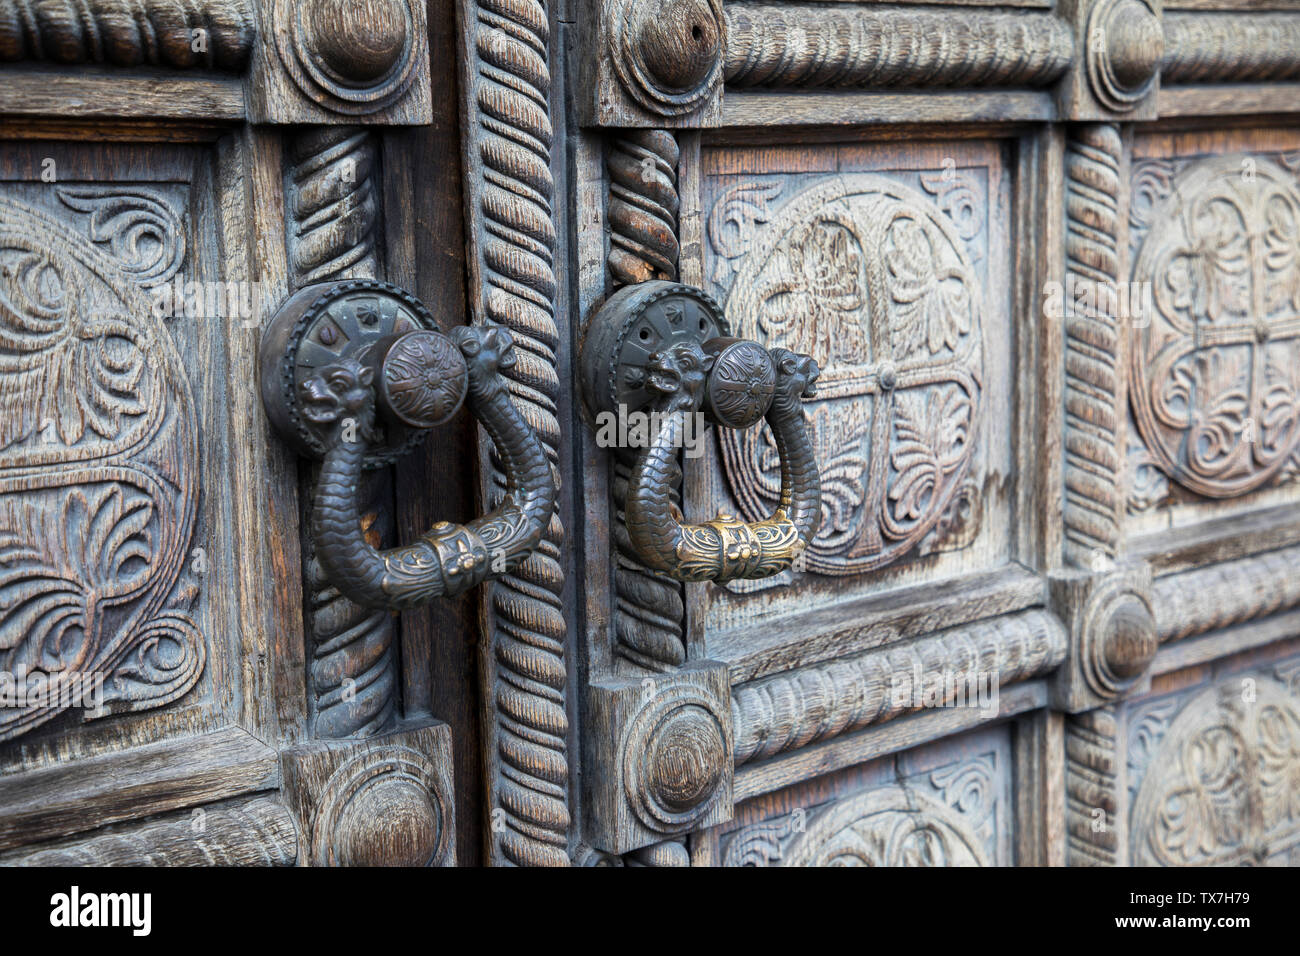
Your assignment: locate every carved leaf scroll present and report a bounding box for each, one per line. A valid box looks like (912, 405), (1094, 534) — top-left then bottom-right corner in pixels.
(0, 196), (200, 741)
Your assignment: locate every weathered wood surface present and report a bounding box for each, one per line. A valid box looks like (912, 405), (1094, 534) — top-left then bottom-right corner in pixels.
(0, 728), (280, 852)
(0, 797), (297, 866)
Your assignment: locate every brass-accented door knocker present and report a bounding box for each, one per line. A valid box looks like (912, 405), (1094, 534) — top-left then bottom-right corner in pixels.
(260, 279), (556, 609)
(580, 280), (822, 583)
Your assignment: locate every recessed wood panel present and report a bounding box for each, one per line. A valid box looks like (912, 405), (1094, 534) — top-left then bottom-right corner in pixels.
(689, 138), (1015, 640)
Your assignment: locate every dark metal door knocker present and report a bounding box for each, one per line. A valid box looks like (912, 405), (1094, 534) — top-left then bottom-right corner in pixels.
(260, 279), (556, 609)
(580, 280), (822, 583)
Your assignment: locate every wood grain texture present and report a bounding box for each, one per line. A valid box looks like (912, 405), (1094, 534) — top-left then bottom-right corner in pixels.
(0, 727), (279, 851)
(0, 69), (245, 118)
(1063, 123), (1125, 567)
(723, 4), (1074, 90)
(459, 0), (570, 866)
(1162, 12), (1300, 84)
(1014, 710), (1064, 865)
(731, 609), (1067, 766)
(0, 796), (297, 866)
(0, 0), (255, 70)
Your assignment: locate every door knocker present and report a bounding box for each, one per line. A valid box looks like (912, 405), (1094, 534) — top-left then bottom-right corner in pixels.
(580, 280), (822, 583)
(260, 279), (556, 609)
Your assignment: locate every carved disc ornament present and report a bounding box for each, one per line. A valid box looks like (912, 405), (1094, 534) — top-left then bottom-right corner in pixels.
(719, 175), (984, 575)
(1130, 155), (1300, 498)
(608, 0), (727, 117)
(275, 0), (419, 114)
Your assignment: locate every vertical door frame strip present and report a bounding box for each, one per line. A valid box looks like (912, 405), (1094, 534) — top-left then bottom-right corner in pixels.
(457, 0), (571, 866)
(285, 126), (402, 739)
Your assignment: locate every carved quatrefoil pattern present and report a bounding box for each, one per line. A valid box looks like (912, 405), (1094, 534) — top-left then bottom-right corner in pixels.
(710, 174), (985, 576)
(1127, 673), (1300, 866)
(1130, 153), (1300, 499)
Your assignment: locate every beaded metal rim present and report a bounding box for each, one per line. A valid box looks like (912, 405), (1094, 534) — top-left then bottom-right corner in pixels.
(605, 281), (731, 417)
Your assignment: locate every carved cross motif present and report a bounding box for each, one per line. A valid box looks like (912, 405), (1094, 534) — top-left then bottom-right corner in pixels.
(1130, 154), (1300, 498)
(710, 174), (984, 575)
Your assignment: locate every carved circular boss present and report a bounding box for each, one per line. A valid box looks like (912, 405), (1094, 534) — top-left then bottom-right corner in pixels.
(260, 280), (556, 609)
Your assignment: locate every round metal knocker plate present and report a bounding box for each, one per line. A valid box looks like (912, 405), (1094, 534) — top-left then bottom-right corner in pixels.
(259, 279), (445, 469)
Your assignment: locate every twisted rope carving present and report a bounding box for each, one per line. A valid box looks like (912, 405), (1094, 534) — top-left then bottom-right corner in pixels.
(1162, 14), (1300, 85)
(605, 130), (687, 671)
(287, 126), (396, 740)
(1064, 124), (1124, 569)
(1065, 707), (1120, 866)
(607, 130), (680, 285)
(0, 0), (254, 70)
(468, 0), (570, 866)
(289, 128), (380, 285)
(723, 4), (1073, 90)
(1154, 545), (1300, 644)
(732, 609), (1068, 765)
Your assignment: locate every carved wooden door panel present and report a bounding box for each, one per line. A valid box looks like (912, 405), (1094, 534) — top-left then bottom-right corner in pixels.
(0, 0), (479, 866)
(5, 0), (1300, 871)
(562, 0), (1300, 867)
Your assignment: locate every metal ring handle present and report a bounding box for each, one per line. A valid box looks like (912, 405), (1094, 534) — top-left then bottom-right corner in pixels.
(260, 281), (555, 609)
(624, 339), (821, 582)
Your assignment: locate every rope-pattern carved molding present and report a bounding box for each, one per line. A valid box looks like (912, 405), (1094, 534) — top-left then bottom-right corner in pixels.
(1153, 545), (1300, 645)
(1162, 13), (1300, 85)
(286, 125), (396, 740)
(2, 799), (297, 866)
(607, 130), (680, 286)
(723, 4), (1074, 90)
(1063, 124), (1124, 568)
(0, 0), (254, 70)
(462, 0), (570, 867)
(288, 127), (380, 287)
(605, 129), (687, 672)
(1065, 707), (1120, 866)
(731, 609), (1068, 766)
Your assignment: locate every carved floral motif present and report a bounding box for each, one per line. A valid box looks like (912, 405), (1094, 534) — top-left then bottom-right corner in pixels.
(721, 752), (1000, 867)
(0, 196), (200, 741)
(711, 175), (984, 575)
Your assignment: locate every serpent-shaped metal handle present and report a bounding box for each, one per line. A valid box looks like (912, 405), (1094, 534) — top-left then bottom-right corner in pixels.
(260, 280), (555, 609)
(580, 281), (822, 583)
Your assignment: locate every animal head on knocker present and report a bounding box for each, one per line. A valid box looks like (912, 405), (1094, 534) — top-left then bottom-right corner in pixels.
(769, 348), (820, 411)
(645, 340), (713, 410)
(299, 357), (378, 439)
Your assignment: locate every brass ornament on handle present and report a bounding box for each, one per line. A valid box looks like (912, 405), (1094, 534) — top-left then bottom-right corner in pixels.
(581, 281), (821, 584)
(260, 279), (556, 609)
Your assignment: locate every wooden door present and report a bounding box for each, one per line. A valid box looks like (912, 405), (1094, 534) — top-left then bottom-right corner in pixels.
(4, 0), (1300, 870)
(561, 0), (1300, 867)
(0, 0), (480, 866)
